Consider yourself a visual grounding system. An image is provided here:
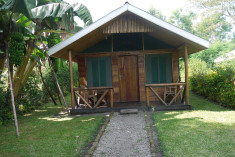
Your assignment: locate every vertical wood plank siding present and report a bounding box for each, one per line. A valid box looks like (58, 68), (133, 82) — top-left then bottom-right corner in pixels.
(172, 52), (179, 82)
(112, 56), (120, 102)
(103, 15), (154, 34)
(138, 54), (146, 101)
(77, 56), (87, 86)
(76, 51), (179, 103)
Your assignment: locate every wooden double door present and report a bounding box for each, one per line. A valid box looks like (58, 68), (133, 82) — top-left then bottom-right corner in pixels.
(118, 55), (139, 102)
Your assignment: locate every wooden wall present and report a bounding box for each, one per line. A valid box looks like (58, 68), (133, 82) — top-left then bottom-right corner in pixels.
(77, 56), (86, 86)
(111, 56), (120, 102)
(172, 52), (179, 82)
(76, 50), (180, 103)
(138, 54), (146, 101)
(103, 14), (153, 34)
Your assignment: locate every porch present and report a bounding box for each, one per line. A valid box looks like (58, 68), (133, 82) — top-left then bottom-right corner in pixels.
(70, 100), (191, 115)
(70, 80), (190, 114)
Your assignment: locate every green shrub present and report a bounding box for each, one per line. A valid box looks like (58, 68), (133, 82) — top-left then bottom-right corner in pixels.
(180, 57), (210, 82)
(190, 59), (235, 108)
(17, 72), (43, 114)
(42, 63), (78, 102)
(0, 87), (12, 125)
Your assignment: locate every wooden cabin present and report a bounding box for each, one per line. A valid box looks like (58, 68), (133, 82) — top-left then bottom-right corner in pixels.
(49, 3), (209, 110)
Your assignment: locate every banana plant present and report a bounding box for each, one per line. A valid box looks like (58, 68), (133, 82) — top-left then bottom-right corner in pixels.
(0, 0), (93, 97)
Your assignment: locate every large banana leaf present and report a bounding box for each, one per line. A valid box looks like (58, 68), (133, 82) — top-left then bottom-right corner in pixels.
(0, 0), (14, 11)
(31, 3), (72, 19)
(30, 2), (93, 25)
(72, 3), (93, 26)
(1, 0), (93, 26)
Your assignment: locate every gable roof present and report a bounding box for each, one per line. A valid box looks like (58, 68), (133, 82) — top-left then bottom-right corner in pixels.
(49, 2), (209, 60)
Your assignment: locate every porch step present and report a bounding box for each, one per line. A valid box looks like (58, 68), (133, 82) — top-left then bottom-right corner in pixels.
(120, 109), (138, 114)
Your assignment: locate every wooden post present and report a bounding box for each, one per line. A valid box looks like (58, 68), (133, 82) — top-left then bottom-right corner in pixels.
(146, 87), (150, 106)
(69, 50), (75, 109)
(110, 89), (113, 108)
(6, 41), (19, 136)
(184, 45), (189, 105)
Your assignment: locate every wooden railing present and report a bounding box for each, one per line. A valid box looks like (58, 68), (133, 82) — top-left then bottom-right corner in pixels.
(145, 83), (186, 106)
(73, 87), (113, 109)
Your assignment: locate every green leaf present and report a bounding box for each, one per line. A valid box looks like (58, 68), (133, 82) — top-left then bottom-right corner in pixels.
(14, 0), (35, 18)
(35, 46), (45, 58)
(16, 15), (32, 27)
(40, 36), (47, 42)
(73, 3), (93, 25)
(0, 0), (15, 11)
(0, 50), (5, 53)
(31, 3), (72, 19)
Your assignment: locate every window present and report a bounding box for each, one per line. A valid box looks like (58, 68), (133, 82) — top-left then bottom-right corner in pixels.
(86, 56), (112, 87)
(145, 54), (172, 84)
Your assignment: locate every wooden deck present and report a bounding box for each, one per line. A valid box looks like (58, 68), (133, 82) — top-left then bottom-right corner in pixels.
(70, 101), (192, 115)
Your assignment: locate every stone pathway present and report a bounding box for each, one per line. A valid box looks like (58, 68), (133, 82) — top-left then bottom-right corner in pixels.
(93, 111), (151, 157)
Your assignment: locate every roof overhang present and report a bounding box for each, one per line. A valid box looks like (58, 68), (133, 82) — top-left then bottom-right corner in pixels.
(49, 2), (209, 60)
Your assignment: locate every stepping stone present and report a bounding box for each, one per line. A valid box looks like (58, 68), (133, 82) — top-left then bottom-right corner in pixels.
(120, 109), (138, 114)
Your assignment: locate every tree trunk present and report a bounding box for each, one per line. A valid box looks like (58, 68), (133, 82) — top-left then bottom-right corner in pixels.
(5, 41), (19, 137)
(13, 41), (34, 98)
(21, 60), (37, 87)
(49, 62), (63, 106)
(39, 64), (58, 106)
(0, 54), (6, 76)
(10, 64), (13, 82)
(47, 57), (63, 105)
(48, 56), (68, 111)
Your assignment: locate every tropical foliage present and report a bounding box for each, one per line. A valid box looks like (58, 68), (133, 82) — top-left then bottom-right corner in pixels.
(189, 0), (235, 22)
(42, 63), (78, 102)
(195, 12), (232, 41)
(0, 0), (92, 97)
(191, 41), (235, 68)
(0, 0), (92, 125)
(169, 8), (196, 33)
(148, 6), (166, 20)
(190, 60), (235, 108)
(186, 40), (235, 108)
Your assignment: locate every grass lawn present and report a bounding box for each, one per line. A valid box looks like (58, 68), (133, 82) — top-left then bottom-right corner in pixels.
(0, 102), (105, 157)
(153, 92), (235, 157)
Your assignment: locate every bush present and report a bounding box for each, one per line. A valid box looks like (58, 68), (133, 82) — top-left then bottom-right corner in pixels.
(17, 72), (43, 114)
(0, 71), (44, 125)
(42, 62), (78, 102)
(179, 57), (210, 82)
(0, 86), (12, 125)
(190, 59), (235, 108)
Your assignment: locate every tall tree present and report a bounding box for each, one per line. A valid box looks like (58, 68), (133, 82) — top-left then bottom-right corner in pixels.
(168, 8), (196, 33)
(148, 6), (166, 20)
(195, 12), (232, 41)
(189, 0), (235, 22)
(191, 41), (235, 67)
